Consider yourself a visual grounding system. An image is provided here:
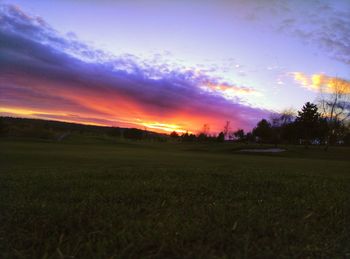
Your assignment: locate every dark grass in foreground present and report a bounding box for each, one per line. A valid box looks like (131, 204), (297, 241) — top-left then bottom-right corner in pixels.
(1, 139), (350, 258)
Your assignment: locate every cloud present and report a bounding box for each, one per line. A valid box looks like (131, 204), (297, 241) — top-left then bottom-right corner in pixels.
(236, 0), (350, 65)
(276, 1), (350, 64)
(0, 4), (270, 133)
(204, 82), (255, 94)
(291, 72), (350, 94)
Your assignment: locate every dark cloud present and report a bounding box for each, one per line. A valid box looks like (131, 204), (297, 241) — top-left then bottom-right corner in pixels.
(237, 0), (350, 65)
(0, 4), (269, 131)
(276, 1), (350, 64)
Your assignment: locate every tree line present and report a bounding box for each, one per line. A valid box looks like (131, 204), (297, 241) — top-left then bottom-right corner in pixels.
(171, 101), (350, 148)
(233, 102), (349, 148)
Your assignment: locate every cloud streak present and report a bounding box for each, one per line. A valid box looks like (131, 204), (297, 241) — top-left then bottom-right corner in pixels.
(292, 72), (350, 94)
(0, 4), (270, 133)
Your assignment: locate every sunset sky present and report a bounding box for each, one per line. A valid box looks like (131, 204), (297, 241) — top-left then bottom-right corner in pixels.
(1, 0), (349, 133)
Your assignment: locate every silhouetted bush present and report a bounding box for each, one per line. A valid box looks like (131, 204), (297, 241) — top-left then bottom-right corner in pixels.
(344, 133), (350, 146)
(123, 128), (145, 140)
(181, 133), (196, 142)
(0, 118), (9, 137)
(217, 132), (225, 142)
(108, 127), (122, 137)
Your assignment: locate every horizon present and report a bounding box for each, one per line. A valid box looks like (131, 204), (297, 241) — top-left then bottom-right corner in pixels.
(1, 0), (350, 134)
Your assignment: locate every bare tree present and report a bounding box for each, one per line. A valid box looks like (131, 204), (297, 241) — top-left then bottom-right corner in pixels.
(201, 124), (210, 136)
(223, 121), (231, 139)
(318, 77), (350, 150)
(270, 108), (296, 127)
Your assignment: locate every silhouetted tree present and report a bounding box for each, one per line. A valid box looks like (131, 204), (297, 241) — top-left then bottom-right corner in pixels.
(318, 77), (350, 150)
(223, 121), (231, 139)
(217, 131), (225, 142)
(233, 129), (245, 142)
(197, 133), (208, 142)
(188, 134), (197, 142)
(181, 132), (196, 142)
(0, 118), (8, 137)
(281, 121), (298, 144)
(181, 132), (189, 141)
(252, 119), (272, 143)
(344, 131), (350, 146)
(196, 123), (211, 142)
(269, 109), (297, 145)
(201, 124), (210, 136)
(315, 117), (329, 144)
(170, 131), (179, 139)
(245, 132), (254, 142)
(295, 102), (321, 148)
(271, 109), (295, 127)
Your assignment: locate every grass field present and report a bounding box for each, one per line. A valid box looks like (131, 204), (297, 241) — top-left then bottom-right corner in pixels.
(1, 138), (350, 258)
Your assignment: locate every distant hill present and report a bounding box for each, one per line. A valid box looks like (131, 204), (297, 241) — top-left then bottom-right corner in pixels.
(0, 117), (168, 141)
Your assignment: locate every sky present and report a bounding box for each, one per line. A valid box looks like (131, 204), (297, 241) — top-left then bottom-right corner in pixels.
(0, 0), (349, 133)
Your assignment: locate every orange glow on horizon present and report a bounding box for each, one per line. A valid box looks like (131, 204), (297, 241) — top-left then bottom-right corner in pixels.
(1, 104), (240, 134)
(0, 106), (199, 134)
(138, 120), (188, 133)
(0, 107), (107, 127)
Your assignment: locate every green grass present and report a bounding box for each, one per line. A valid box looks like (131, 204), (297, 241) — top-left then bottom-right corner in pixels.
(1, 139), (350, 258)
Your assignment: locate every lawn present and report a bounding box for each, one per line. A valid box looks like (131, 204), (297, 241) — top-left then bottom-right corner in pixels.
(1, 139), (349, 258)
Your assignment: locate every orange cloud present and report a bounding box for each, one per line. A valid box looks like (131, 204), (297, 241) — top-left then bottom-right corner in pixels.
(204, 82), (256, 95)
(201, 82), (260, 102)
(292, 72), (350, 94)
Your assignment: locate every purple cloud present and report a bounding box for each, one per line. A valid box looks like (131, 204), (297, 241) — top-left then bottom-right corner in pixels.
(0, 4), (271, 132)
